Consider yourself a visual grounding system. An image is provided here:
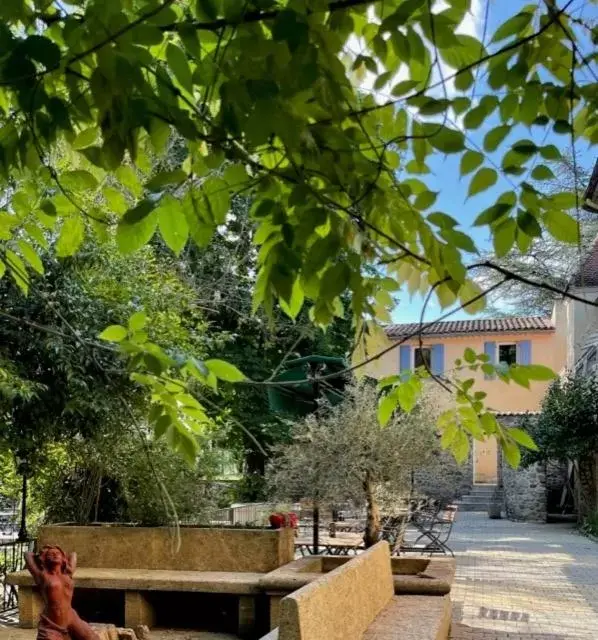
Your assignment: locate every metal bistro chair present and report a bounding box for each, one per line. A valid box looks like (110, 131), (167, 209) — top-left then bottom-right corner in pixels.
(379, 514), (410, 555)
(409, 504), (458, 557)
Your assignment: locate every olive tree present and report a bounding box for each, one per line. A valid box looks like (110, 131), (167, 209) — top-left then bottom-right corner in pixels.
(268, 381), (440, 547)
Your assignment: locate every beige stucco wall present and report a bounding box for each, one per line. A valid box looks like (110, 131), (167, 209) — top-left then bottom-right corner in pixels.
(370, 330), (566, 414)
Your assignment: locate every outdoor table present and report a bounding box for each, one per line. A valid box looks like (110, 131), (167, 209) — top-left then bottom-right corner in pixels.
(328, 520), (364, 537)
(295, 533), (364, 556)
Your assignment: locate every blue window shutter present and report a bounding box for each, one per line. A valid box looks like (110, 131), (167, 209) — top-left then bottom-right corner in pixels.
(431, 344), (444, 376)
(399, 345), (412, 372)
(484, 341), (496, 380)
(518, 340), (532, 365)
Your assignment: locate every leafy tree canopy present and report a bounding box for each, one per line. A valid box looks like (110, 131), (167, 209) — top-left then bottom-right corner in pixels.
(0, 0), (596, 463)
(524, 375), (598, 464)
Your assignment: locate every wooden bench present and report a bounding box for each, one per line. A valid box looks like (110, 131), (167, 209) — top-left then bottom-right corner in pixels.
(8, 524), (295, 637)
(260, 541), (451, 640)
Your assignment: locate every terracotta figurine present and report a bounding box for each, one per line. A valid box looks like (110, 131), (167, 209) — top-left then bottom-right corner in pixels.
(25, 546), (100, 640)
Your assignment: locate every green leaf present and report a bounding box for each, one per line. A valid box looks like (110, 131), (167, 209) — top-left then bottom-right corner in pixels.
(531, 164), (555, 181)
(129, 311), (147, 331)
(158, 195), (188, 256)
(521, 364), (557, 381)
(454, 69), (474, 91)
(103, 186), (127, 215)
(117, 201), (158, 254)
(452, 430), (470, 464)
(279, 278), (304, 320)
(459, 280), (486, 314)
(5, 250), (28, 294)
(423, 124), (465, 153)
(491, 11), (533, 42)
(116, 166), (143, 198)
(464, 347), (476, 363)
(517, 210), (542, 237)
(205, 359), (247, 382)
(72, 127), (99, 150)
(427, 212), (459, 229)
(56, 217), (85, 257)
(414, 190), (438, 210)
(460, 150), (484, 176)
(550, 192), (577, 209)
(99, 325), (128, 342)
(22, 35), (61, 69)
(146, 169), (187, 192)
(441, 229), (477, 253)
(440, 34), (485, 69)
(474, 202), (512, 226)
(545, 210), (580, 243)
(166, 43), (193, 93)
(463, 106), (488, 130)
(17, 240), (43, 275)
(509, 366), (530, 388)
(468, 168), (498, 197)
(61, 170), (99, 192)
(378, 392), (397, 427)
(196, 0), (219, 20)
(493, 218), (516, 257)
(397, 382), (416, 413)
(391, 80), (419, 97)
(539, 144), (561, 160)
(483, 125), (511, 152)
(508, 428), (538, 451)
(502, 439), (521, 468)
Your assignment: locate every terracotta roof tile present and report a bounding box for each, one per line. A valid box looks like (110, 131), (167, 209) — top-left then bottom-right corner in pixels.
(385, 316), (554, 338)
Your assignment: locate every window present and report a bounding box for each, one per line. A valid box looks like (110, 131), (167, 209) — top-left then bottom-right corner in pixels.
(414, 347), (431, 370)
(498, 344), (517, 367)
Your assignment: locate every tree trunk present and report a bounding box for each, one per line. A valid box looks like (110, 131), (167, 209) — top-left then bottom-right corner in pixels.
(363, 470), (380, 548)
(577, 455), (598, 522)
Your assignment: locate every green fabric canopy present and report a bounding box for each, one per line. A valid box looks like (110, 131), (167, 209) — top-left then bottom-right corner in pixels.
(267, 355), (347, 417)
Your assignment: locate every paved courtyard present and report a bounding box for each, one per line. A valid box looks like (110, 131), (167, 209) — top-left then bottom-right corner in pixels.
(450, 513), (598, 640)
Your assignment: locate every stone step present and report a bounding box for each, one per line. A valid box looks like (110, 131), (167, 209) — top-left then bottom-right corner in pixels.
(466, 494), (494, 501)
(468, 485), (497, 493)
(457, 503), (489, 512)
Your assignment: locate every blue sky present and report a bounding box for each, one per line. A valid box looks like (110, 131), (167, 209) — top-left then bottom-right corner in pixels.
(392, 0), (598, 324)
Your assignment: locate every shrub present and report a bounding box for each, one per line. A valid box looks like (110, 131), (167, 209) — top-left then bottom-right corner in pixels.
(32, 431), (225, 526)
(581, 510), (598, 538)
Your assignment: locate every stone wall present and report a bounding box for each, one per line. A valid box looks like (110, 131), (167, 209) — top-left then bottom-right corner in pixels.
(499, 415), (549, 523)
(502, 460), (547, 523)
(414, 447), (473, 504)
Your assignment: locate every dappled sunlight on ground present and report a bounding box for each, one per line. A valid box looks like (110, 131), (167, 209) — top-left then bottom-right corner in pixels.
(450, 513), (598, 640)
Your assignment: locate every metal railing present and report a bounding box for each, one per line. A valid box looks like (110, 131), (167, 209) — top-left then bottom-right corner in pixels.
(1, 538), (34, 613)
(207, 503), (277, 526)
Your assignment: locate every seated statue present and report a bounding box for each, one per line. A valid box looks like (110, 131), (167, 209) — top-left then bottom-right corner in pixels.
(25, 546), (100, 640)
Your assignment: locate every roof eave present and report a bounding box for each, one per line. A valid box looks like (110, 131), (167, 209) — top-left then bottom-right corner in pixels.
(387, 327), (555, 339)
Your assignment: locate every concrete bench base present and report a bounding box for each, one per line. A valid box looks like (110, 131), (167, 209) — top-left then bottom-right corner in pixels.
(8, 570), (262, 636)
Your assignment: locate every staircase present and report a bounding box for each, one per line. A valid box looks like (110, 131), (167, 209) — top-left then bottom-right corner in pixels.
(457, 484), (498, 512)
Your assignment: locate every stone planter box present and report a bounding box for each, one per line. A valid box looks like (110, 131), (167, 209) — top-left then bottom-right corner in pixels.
(260, 555), (455, 629)
(10, 524), (295, 636)
(36, 524), (295, 573)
